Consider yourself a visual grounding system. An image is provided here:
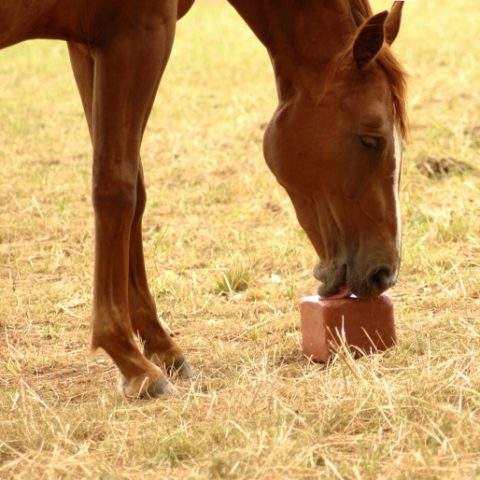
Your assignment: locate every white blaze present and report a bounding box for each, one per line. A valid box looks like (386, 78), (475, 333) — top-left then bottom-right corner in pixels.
(393, 126), (402, 267)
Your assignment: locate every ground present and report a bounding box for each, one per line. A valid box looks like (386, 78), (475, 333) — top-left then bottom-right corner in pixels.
(1, 0), (479, 478)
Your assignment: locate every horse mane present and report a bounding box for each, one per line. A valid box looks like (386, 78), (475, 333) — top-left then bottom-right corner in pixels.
(376, 48), (408, 139)
(347, 0), (374, 25)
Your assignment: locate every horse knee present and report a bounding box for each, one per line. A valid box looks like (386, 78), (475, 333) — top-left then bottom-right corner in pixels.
(92, 165), (138, 230)
(93, 182), (136, 213)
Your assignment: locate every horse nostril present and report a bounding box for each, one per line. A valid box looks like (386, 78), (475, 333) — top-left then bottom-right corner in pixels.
(369, 266), (393, 292)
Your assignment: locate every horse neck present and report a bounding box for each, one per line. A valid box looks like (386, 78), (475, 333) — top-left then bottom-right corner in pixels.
(230, 0), (362, 103)
(273, 1), (361, 103)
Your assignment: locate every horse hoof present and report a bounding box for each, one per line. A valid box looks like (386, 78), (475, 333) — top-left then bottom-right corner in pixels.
(149, 376), (171, 397)
(120, 372), (171, 398)
(168, 354), (194, 379)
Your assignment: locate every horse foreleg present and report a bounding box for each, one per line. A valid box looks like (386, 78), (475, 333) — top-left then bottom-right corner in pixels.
(68, 9), (178, 397)
(69, 36), (192, 387)
(90, 42), (167, 398)
(70, 41), (162, 397)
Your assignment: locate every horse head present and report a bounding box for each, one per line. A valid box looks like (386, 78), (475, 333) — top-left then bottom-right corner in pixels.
(263, 2), (407, 298)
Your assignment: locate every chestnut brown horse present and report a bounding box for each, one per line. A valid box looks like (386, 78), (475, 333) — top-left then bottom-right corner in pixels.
(1, 0), (407, 397)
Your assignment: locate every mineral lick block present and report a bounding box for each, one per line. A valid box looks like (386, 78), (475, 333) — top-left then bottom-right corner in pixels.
(300, 294), (396, 362)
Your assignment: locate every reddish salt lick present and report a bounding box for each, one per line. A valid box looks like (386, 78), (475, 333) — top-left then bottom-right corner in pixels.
(300, 293), (397, 362)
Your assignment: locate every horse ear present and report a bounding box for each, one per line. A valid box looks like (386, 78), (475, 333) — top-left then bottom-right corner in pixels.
(385, 1), (404, 45)
(353, 11), (388, 70)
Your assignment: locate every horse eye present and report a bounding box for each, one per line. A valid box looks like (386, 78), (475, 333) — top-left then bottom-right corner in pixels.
(359, 135), (381, 150)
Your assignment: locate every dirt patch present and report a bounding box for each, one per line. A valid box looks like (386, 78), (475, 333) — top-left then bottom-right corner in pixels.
(464, 125), (480, 148)
(416, 156), (476, 179)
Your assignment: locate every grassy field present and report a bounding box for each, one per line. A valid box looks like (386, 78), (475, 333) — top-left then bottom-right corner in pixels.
(1, 0), (479, 478)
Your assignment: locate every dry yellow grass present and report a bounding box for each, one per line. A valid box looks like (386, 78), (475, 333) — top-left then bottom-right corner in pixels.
(1, 0), (479, 478)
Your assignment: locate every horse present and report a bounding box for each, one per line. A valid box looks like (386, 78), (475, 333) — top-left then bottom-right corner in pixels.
(1, 0), (407, 398)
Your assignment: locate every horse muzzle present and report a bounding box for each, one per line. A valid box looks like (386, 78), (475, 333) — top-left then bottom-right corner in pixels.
(314, 259), (398, 298)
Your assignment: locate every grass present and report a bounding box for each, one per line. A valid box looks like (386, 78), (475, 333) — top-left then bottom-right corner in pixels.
(1, 0), (480, 478)
(214, 260), (251, 295)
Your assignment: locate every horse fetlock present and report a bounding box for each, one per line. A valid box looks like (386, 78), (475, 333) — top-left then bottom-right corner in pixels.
(142, 331), (181, 360)
(92, 321), (168, 385)
(147, 348), (194, 379)
(90, 314), (132, 352)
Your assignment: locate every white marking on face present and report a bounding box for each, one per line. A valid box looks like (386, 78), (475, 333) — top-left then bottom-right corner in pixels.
(393, 125), (402, 268)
